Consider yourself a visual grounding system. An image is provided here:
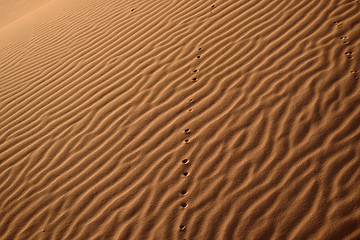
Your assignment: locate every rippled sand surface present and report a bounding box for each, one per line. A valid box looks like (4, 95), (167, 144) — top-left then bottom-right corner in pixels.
(1, 0), (360, 239)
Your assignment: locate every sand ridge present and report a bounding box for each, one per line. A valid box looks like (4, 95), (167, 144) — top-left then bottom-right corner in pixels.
(1, 0), (360, 239)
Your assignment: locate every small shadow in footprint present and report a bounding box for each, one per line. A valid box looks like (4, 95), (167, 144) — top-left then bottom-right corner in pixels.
(181, 190), (188, 195)
(334, 21), (342, 27)
(340, 36), (349, 45)
(350, 71), (359, 79)
(180, 202), (188, 208)
(345, 52), (353, 59)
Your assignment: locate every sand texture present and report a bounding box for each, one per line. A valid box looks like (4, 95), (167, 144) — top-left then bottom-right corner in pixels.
(1, 0), (360, 239)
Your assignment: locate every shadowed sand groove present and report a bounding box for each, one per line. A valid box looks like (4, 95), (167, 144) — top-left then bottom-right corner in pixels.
(1, 0), (360, 239)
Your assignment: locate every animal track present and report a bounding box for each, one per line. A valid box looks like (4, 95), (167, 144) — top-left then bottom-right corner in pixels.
(345, 51), (353, 59)
(180, 202), (188, 208)
(177, 46), (202, 234)
(182, 159), (189, 164)
(334, 21), (342, 27)
(340, 36), (349, 45)
(180, 190), (188, 195)
(350, 71), (359, 79)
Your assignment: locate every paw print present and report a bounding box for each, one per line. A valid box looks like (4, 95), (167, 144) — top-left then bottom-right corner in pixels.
(334, 21), (342, 27)
(345, 51), (353, 59)
(350, 71), (359, 79)
(340, 36), (349, 45)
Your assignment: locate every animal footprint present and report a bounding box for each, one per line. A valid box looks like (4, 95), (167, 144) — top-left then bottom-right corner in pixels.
(340, 36), (349, 45)
(180, 190), (188, 195)
(345, 52), (353, 59)
(180, 202), (188, 208)
(334, 21), (342, 27)
(182, 159), (189, 164)
(350, 71), (359, 79)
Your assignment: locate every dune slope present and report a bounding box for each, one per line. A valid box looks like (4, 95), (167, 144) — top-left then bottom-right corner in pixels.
(1, 0), (360, 239)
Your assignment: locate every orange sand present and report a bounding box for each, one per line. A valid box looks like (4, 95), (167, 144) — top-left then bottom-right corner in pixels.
(1, 0), (360, 239)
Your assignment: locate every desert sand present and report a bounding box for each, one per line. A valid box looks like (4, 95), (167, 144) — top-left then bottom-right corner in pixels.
(1, 0), (360, 239)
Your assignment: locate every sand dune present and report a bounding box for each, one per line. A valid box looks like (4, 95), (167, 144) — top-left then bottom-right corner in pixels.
(0, 0), (50, 29)
(1, 0), (360, 239)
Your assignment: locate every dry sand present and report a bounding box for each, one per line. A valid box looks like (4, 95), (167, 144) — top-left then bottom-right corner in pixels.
(1, 0), (360, 239)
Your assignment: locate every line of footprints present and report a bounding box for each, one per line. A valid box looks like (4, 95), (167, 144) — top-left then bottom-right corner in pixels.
(179, 4), (217, 234)
(179, 46), (203, 234)
(336, 21), (358, 79)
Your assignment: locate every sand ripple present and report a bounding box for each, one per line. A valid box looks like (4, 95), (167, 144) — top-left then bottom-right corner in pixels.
(1, 0), (360, 239)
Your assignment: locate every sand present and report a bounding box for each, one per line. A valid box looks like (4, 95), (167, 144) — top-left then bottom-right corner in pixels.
(0, 0), (360, 239)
